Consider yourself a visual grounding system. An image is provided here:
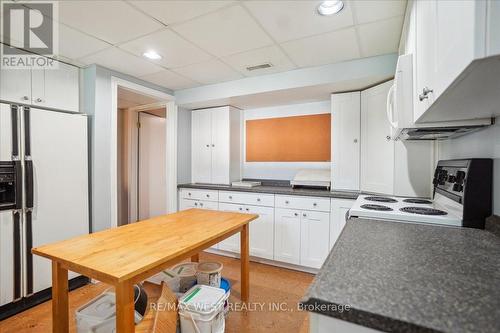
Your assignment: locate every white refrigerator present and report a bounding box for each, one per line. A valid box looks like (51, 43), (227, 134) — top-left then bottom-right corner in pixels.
(0, 103), (89, 319)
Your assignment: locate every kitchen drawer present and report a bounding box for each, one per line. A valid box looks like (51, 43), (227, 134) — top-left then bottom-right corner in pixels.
(219, 191), (274, 207)
(180, 188), (218, 202)
(275, 195), (330, 212)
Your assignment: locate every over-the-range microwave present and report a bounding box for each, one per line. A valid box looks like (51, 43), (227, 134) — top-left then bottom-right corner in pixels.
(386, 54), (491, 140)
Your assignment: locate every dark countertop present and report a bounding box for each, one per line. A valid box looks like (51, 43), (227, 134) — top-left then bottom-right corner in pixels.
(301, 218), (500, 333)
(177, 183), (359, 200)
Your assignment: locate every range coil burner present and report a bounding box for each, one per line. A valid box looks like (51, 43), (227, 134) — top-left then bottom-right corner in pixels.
(364, 196), (398, 203)
(400, 207), (447, 216)
(360, 204), (393, 211)
(402, 198), (433, 204)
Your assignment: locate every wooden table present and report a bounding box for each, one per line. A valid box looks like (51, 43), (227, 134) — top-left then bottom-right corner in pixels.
(32, 208), (258, 333)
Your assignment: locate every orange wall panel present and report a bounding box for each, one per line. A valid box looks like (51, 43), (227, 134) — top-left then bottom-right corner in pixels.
(246, 113), (331, 162)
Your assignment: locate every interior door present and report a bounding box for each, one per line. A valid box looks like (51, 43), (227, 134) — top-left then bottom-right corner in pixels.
(360, 81), (395, 195)
(274, 208), (301, 265)
(138, 112), (167, 220)
(248, 205), (274, 260)
(28, 109), (89, 294)
(191, 110), (212, 183)
(210, 107), (229, 184)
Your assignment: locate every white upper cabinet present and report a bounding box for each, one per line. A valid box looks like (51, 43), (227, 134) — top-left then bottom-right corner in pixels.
(361, 81), (395, 195)
(191, 106), (241, 185)
(331, 92), (360, 191)
(0, 67), (32, 104)
(0, 58), (79, 112)
(411, 0), (500, 122)
(31, 62), (80, 113)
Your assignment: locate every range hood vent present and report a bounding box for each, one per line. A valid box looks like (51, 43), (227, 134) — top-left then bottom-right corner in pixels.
(246, 63), (273, 71)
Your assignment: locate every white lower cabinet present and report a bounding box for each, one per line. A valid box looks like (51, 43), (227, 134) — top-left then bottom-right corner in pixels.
(330, 199), (355, 250)
(274, 208), (301, 265)
(248, 205), (274, 260)
(300, 211), (330, 269)
(217, 203), (241, 253)
(179, 198), (218, 210)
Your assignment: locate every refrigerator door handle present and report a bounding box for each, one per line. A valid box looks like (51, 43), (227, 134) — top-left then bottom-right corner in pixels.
(13, 210), (22, 301)
(25, 160), (34, 209)
(23, 106), (31, 157)
(25, 210), (33, 296)
(10, 105), (19, 159)
(14, 161), (23, 210)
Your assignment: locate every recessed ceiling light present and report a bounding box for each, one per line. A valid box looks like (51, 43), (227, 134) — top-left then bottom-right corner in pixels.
(142, 50), (162, 60)
(317, 0), (344, 16)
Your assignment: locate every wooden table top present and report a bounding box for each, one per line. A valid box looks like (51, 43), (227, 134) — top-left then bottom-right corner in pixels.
(32, 209), (257, 284)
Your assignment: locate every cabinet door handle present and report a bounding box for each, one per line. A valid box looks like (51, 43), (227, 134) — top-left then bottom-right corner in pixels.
(245, 208), (249, 211)
(206, 194), (210, 198)
(211, 144), (215, 147)
(239, 207), (243, 211)
(35, 98), (43, 103)
(194, 202), (198, 206)
(22, 96), (29, 101)
(188, 192), (191, 196)
(285, 200), (289, 204)
(257, 198), (261, 202)
(228, 196), (232, 199)
(418, 87), (433, 101)
(200, 202), (204, 207)
(294, 212), (298, 217)
(313, 203), (317, 207)
(206, 144), (210, 147)
(303, 213), (307, 217)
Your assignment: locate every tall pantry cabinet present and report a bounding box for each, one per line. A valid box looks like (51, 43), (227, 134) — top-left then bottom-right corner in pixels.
(191, 106), (241, 185)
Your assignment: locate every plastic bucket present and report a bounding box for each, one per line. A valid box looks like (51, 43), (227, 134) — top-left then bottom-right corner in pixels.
(220, 278), (231, 316)
(178, 285), (228, 333)
(173, 262), (198, 293)
(196, 262), (223, 288)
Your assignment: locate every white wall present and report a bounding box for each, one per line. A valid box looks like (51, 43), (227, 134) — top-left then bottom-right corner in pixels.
(437, 118), (500, 215)
(177, 107), (191, 184)
(83, 65), (173, 232)
(243, 101), (331, 180)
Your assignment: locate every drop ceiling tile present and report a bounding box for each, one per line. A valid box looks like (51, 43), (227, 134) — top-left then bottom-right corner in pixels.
(140, 70), (200, 90)
(57, 1), (163, 44)
(280, 27), (360, 68)
(173, 59), (243, 85)
(119, 29), (212, 69)
(129, 0), (235, 25)
(223, 45), (296, 76)
(353, 0), (407, 24)
(58, 24), (111, 60)
(243, 0), (354, 43)
(357, 16), (404, 57)
(172, 5), (273, 57)
(79, 47), (164, 77)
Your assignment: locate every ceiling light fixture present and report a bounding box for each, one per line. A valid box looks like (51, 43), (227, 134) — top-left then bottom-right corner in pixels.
(142, 50), (162, 60)
(317, 0), (344, 16)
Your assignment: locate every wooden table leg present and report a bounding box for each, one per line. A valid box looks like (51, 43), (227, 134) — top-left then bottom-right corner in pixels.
(191, 253), (199, 262)
(240, 224), (249, 302)
(52, 261), (69, 333)
(116, 281), (135, 333)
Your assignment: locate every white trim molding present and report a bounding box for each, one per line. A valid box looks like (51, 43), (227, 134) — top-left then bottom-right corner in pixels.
(110, 76), (175, 228)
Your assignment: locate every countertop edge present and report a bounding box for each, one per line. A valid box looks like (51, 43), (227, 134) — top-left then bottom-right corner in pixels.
(177, 183), (359, 200)
(300, 297), (442, 333)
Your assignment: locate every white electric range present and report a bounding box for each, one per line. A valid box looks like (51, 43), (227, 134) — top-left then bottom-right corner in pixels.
(349, 159), (493, 228)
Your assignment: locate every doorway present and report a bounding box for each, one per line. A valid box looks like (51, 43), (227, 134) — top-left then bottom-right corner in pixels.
(116, 86), (172, 226)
